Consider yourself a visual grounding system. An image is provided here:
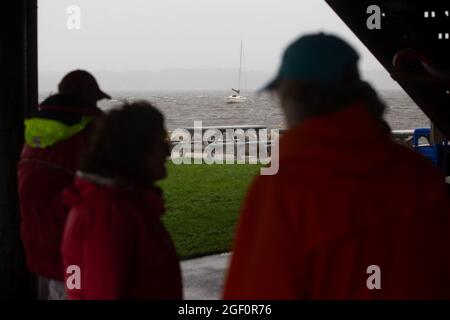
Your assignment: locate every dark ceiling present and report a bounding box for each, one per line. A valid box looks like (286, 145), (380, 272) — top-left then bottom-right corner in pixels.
(326, 0), (450, 137)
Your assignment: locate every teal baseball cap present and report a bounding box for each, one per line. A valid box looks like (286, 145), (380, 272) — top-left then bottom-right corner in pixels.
(263, 33), (359, 90)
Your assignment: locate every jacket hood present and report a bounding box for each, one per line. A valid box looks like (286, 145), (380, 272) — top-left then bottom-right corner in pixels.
(40, 93), (98, 111)
(279, 103), (394, 175)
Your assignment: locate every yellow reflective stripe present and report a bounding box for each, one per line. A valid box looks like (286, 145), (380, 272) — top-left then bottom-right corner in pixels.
(25, 116), (92, 148)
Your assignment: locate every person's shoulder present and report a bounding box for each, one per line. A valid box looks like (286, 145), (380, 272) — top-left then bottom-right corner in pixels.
(71, 187), (140, 235)
(249, 166), (310, 214)
(255, 157), (315, 191)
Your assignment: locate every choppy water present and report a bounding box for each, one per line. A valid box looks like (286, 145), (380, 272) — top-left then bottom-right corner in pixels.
(39, 90), (429, 131)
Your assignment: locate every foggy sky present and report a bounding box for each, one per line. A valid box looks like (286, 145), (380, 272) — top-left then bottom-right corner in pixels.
(39, 0), (401, 91)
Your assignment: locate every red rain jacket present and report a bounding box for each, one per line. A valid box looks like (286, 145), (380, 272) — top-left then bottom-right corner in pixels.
(61, 177), (182, 300)
(18, 125), (92, 281)
(224, 103), (450, 299)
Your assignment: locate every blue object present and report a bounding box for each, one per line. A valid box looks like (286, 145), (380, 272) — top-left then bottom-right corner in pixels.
(413, 128), (439, 166)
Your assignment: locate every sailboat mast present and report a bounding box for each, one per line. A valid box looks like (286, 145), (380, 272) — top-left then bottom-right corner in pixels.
(238, 40), (243, 92)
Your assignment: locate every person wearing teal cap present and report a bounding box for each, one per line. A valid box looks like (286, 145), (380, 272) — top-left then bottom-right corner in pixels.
(225, 33), (450, 299)
(264, 32), (360, 88)
(261, 32), (385, 126)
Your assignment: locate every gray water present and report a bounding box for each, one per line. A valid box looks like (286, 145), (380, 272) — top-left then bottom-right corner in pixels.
(39, 90), (430, 131)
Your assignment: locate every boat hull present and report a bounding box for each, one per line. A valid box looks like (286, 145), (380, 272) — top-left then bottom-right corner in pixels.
(225, 95), (247, 104)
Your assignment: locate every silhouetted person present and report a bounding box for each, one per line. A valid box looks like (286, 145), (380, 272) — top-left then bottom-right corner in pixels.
(18, 70), (109, 299)
(61, 101), (182, 300)
(224, 33), (450, 299)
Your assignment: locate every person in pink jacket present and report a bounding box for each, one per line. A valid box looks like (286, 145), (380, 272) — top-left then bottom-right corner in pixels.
(61, 101), (182, 299)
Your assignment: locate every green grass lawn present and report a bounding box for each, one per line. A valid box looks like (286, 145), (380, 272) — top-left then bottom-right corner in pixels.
(158, 162), (261, 260)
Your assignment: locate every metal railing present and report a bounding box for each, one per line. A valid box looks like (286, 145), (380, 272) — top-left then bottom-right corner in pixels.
(168, 126), (419, 163)
(169, 126), (417, 149)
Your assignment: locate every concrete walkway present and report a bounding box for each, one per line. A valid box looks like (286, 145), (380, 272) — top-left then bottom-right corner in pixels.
(181, 253), (230, 300)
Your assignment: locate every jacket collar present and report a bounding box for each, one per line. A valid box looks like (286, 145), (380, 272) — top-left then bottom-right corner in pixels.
(76, 171), (116, 186)
(64, 173), (165, 216)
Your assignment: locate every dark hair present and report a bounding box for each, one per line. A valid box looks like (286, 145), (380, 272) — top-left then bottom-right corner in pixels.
(79, 100), (165, 186)
(277, 64), (386, 120)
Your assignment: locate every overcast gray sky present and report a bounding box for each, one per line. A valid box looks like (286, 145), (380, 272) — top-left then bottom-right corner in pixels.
(39, 0), (400, 90)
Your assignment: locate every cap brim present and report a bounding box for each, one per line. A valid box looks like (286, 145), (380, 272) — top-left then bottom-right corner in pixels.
(258, 76), (281, 93)
(97, 90), (111, 100)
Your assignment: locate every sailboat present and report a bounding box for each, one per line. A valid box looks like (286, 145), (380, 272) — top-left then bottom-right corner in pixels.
(225, 40), (247, 104)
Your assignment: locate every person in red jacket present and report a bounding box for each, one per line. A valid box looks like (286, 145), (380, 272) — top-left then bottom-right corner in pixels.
(61, 101), (182, 300)
(224, 33), (450, 299)
(18, 70), (109, 299)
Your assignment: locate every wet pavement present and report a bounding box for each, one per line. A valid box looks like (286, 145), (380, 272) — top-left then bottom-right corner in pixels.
(181, 253), (230, 300)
